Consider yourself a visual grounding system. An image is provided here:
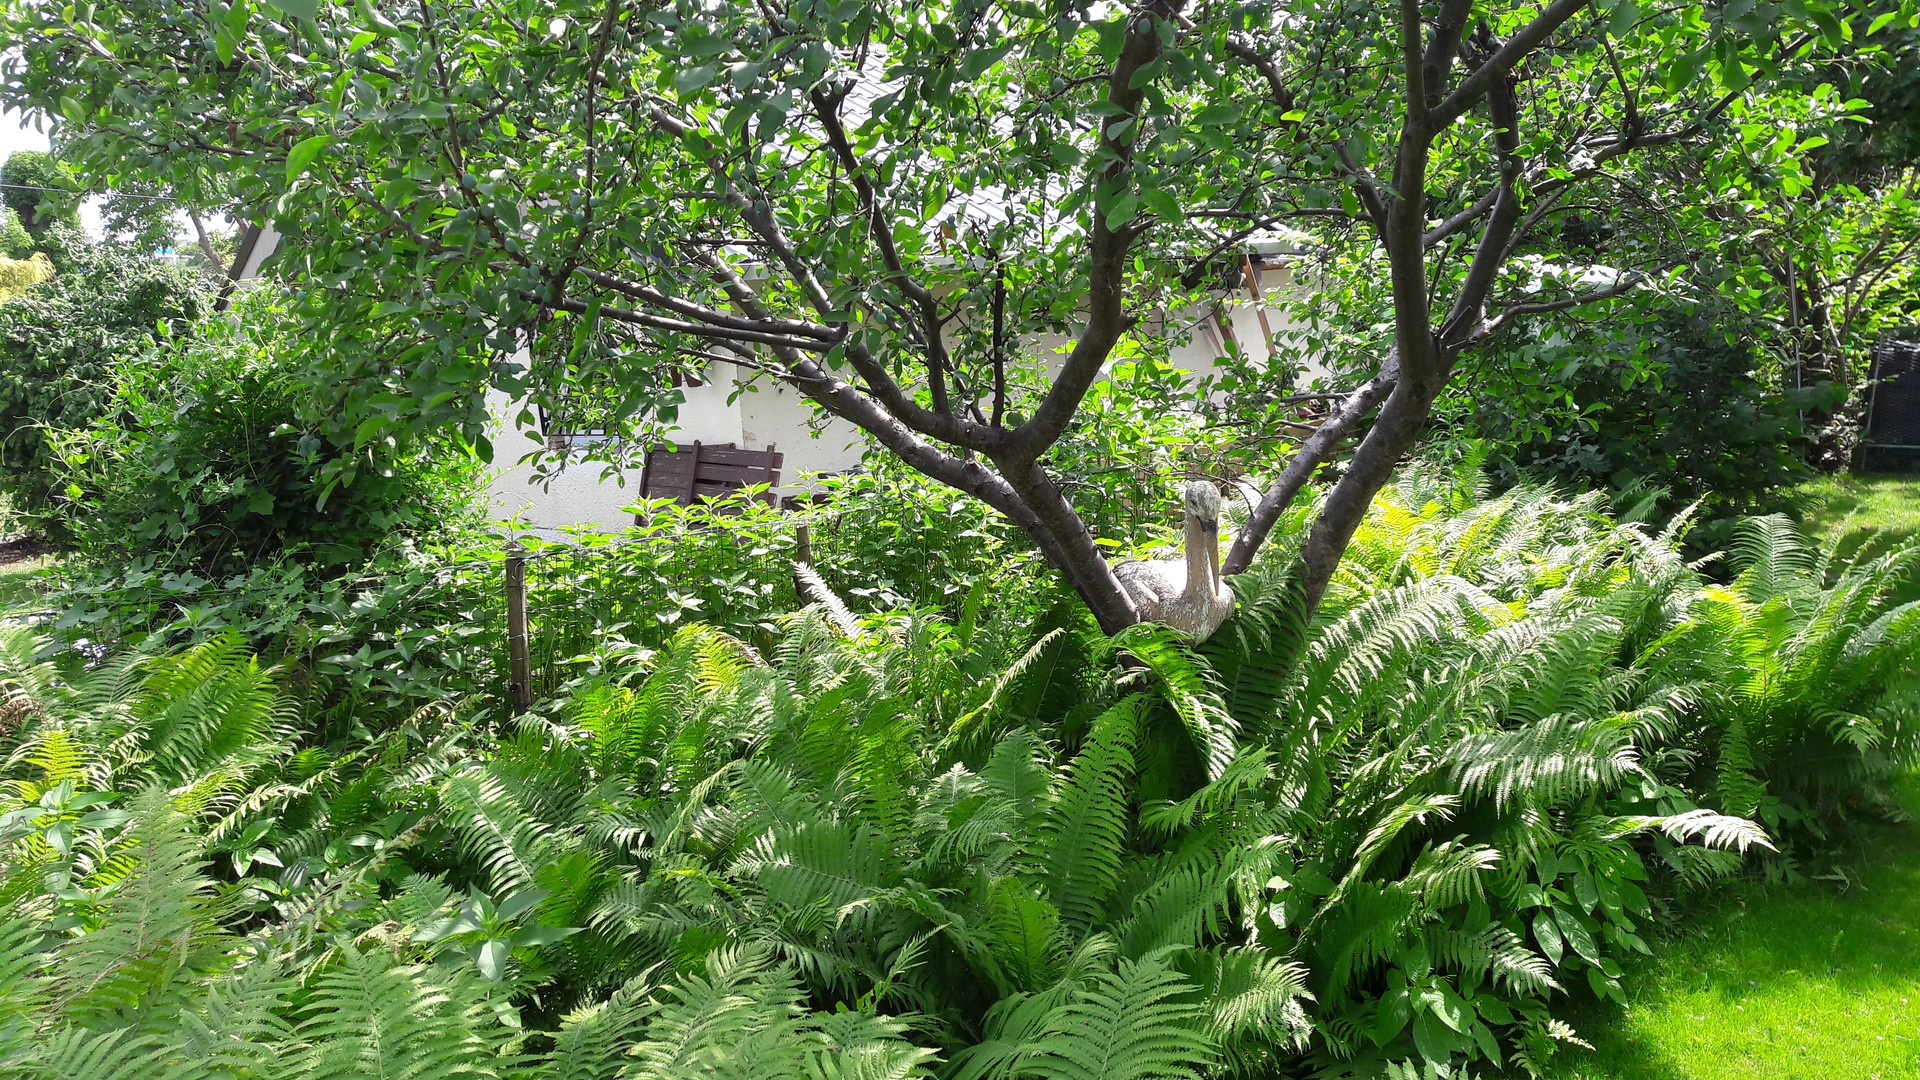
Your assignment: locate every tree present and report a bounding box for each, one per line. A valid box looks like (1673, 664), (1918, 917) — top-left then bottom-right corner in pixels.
(0, 150), (78, 238)
(0, 227), (212, 516)
(3, 0), (1903, 630)
(1703, 7), (1920, 467)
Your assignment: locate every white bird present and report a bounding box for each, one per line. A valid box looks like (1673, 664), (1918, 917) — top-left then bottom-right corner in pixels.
(1114, 481), (1236, 642)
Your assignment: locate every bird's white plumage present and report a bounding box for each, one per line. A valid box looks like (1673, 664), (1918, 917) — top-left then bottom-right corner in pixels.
(1114, 481), (1236, 642)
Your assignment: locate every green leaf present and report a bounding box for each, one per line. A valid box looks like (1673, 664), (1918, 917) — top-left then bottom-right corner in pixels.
(226, 0), (252, 39)
(1192, 103), (1238, 126)
(1607, 0), (1640, 37)
(509, 925), (582, 947)
(1533, 911), (1564, 966)
(1413, 1009), (1468, 1063)
(1140, 186), (1182, 222)
(1472, 1020), (1502, 1065)
(286, 134), (334, 182)
(1554, 908), (1602, 964)
(1425, 984), (1468, 1032)
(1666, 47), (1707, 92)
(476, 938), (508, 980)
(1810, 9), (1845, 47)
(494, 888), (549, 923)
(76, 809), (133, 830)
(674, 65), (719, 95)
(266, 0), (318, 21)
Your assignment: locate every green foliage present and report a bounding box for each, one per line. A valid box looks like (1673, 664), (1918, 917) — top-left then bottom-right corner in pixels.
(1543, 777), (1920, 1080)
(0, 151), (78, 237)
(1, 476), (1914, 1078)
(0, 207), (35, 261)
(0, 227), (212, 515)
(3, 0), (1894, 625)
(45, 454), (1053, 730)
(50, 285), (484, 575)
(1461, 308), (1838, 540)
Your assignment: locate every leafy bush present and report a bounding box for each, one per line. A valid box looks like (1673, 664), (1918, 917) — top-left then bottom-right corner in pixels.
(42, 453), (1046, 729)
(0, 226), (213, 515)
(0, 251), (51, 301)
(0, 150), (78, 237)
(0, 208), (35, 260)
(1458, 308), (1840, 541)
(50, 286), (484, 574)
(3, 477), (1913, 1078)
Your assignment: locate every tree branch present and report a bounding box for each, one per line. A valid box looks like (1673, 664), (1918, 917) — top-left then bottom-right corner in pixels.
(1420, 0), (1478, 109)
(1477, 266), (1660, 337)
(1438, 39), (1525, 347)
(810, 83), (958, 419)
(1222, 353), (1400, 576)
(1006, 1), (1186, 462)
(1428, 0), (1592, 131)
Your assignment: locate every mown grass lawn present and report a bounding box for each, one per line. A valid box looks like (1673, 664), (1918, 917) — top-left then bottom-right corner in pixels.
(1544, 775), (1920, 1080)
(1793, 472), (1920, 606)
(1795, 473), (1920, 547)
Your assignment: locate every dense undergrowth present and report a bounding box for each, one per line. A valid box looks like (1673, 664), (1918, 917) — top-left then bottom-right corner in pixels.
(0, 475), (1915, 1079)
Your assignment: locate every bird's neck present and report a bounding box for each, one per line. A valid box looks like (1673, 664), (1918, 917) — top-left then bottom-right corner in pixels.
(1185, 519), (1217, 596)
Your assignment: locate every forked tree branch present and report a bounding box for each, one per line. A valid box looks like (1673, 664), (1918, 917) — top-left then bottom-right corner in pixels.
(1222, 352), (1401, 575)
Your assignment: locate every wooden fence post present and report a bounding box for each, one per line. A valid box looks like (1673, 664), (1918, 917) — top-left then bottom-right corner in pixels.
(506, 542), (532, 715)
(792, 521), (812, 601)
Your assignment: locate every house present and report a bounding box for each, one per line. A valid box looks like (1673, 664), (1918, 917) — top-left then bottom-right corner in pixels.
(234, 227), (1320, 537)
(487, 249), (1320, 536)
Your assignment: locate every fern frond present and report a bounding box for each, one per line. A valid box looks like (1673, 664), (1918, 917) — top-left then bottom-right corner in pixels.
(1040, 700), (1141, 935)
(289, 946), (511, 1080)
(1011, 950), (1219, 1080)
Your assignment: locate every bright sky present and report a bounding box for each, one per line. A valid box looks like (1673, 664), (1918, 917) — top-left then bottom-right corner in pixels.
(3, 107), (110, 238)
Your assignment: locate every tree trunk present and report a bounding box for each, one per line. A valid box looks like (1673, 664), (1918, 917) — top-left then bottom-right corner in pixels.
(1294, 379), (1439, 612)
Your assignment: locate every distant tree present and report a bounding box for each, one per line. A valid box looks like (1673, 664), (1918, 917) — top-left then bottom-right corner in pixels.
(0, 150), (78, 239)
(0, 208), (32, 260)
(95, 177), (180, 253)
(4, 0), (1906, 628)
(0, 226), (211, 518)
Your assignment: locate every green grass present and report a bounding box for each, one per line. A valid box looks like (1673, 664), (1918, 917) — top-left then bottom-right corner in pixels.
(1543, 777), (1920, 1080)
(1794, 474), (1920, 550)
(1791, 473), (1920, 609)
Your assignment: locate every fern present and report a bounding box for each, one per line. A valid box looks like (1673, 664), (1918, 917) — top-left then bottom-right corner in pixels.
(49, 790), (216, 1023)
(289, 946), (512, 1080)
(623, 945), (934, 1080)
(1009, 950), (1218, 1080)
(1040, 700), (1141, 936)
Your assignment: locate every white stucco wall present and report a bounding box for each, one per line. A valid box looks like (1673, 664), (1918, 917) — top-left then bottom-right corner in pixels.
(738, 379), (870, 484)
(482, 372), (747, 536)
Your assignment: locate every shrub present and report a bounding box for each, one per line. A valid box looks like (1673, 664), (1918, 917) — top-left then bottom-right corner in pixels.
(0, 226), (213, 516)
(50, 286), (484, 575)
(0, 150), (78, 237)
(42, 448), (1048, 728)
(0, 207), (35, 260)
(0, 251), (51, 300)
(1458, 307), (1840, 542)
